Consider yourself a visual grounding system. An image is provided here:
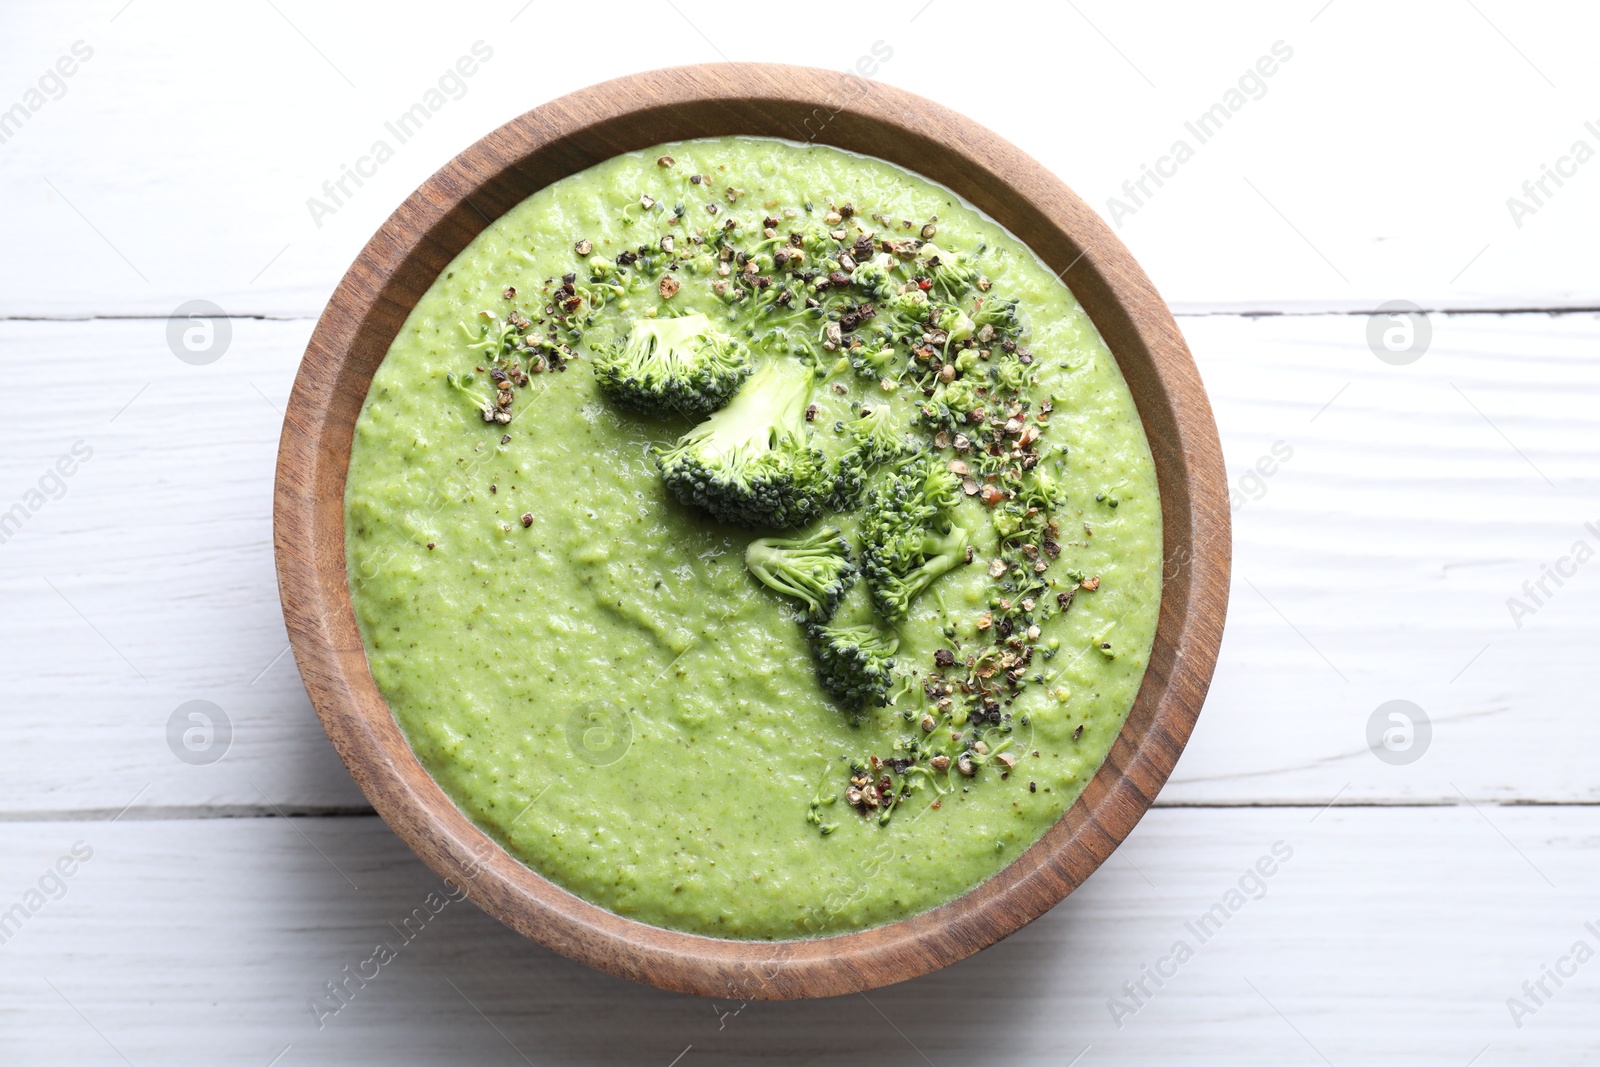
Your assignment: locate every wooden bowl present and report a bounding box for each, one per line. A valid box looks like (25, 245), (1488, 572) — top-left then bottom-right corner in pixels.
(274, 63), (1230, 1000)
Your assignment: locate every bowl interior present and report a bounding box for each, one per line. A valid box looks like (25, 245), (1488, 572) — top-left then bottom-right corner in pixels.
(274, 63), (1229, 999)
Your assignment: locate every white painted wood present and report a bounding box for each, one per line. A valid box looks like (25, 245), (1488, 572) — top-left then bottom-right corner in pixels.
(2, 312), (1595, 813)
(1167, 310), (1600, 806)
(0, 809), (1593, 1064)
(3, 3), (1597, 1050)
(1, 1), (1598, 318)
(0, 316), (365, 813)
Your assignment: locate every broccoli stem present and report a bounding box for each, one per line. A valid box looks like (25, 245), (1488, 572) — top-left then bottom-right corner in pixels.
(655, 357), (829, 528)
(680, 359), (810, 464)
(745, 526), (855, 621)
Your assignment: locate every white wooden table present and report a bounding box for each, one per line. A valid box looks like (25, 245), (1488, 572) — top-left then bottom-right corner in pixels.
(3, 1), (1597, 1062)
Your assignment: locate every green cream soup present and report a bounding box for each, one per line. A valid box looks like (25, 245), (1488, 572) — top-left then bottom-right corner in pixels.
(346, 137), (1161, 939)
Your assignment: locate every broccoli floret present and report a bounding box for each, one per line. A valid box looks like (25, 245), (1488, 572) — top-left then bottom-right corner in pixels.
(849, 254), (900, 301)
(592, 313), (752, 418)
(848, 344), (901, 381)
(995, 357), (1031, 393)
(883, 289), (932, 329)
(918, 377), (981, 433)
(859, 457), (972, 621)
(923, 245), (980, 296)
(973, 296), (1020, 332)
(831, 404), (913, 509)
(745, 526), (856, 621)
(805, 619), (900, 710)
(655, 359), (830, 528)
(1019, 467), (1063, 512)
(933, 305), (975, 343)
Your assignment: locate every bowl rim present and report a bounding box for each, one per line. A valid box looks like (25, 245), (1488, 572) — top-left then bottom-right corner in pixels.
(273, 62), (1230, 1000)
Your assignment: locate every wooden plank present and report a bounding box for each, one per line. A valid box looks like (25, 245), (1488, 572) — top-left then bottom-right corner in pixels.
(1166, 310), (1600, 805)
(0, 316), (365, 813)
(0, 808), (1593, 1063)
(1, 1), (1597, 318)
(1, 311), (1595, 813)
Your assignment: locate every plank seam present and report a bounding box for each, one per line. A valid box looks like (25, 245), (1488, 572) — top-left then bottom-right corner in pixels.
(4, 799), (1597, 821)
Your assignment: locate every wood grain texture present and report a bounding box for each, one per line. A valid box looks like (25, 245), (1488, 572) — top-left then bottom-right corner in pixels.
(272, 64), (1229, 998)
(2, 809), (1595, 1065)
(1168, 311), (1600, 807)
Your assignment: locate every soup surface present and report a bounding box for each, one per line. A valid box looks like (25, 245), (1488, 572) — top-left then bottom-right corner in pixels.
(345, 136), (1162, 938)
